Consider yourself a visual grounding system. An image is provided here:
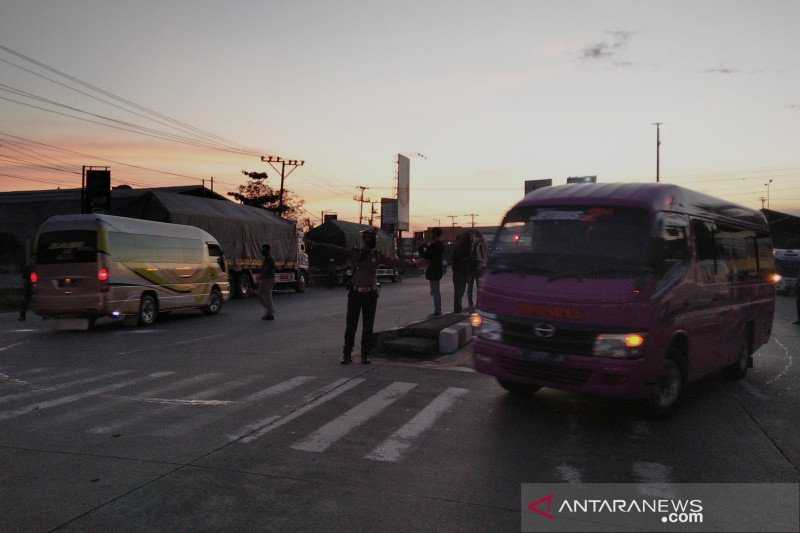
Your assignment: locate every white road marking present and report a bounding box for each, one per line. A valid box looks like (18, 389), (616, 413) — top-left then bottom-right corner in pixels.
(157, 375), (315, 438)
(40, 373), (222, 428)
(555, 464), (584, 484)
(27, 368), (96, 384)
(365, 387), (468, 462)
(10, 367), (50, 377)
(241, 378), (366, 444)
(0, 370), (132, 405)
(228, 378), (348, 442)
(0, 341), (25, 353)
(0, 373), (28, 386)
(766, 336), (793, 385)
(633, 461), (676, 498)
(627, 420), (653, 440)
(88, 375), (264, 435)
(116, 334), (224, 356)
(291, 381), (417, 453)
(0, 372), (174, 422)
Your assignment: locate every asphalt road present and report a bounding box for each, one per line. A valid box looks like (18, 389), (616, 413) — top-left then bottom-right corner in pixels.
(0, 277), (798, 532)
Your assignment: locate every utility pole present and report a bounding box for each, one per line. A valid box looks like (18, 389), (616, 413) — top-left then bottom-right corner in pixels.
(434, 217), (442, 228)
(465, 213), (478, 228)
(210, 176), (214, 193)
(354, 186), (370, 225)
(760, 197), (767, 209)
(764, 179), (773, 209)
(447, 215), (458, 229)
(652, 122), (662, 183)
(369, 201), (379, 227)
(261, 155), (305, 216)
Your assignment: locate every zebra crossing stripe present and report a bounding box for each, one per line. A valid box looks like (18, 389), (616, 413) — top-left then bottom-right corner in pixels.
(154, 375), (315, 438)
(291, 381), (417, 453)
(0, 372), (174, 422)
(88, 374), (264, 435)
(365, 387), (468, 462)
(228, 378), (348, 441)
(0, 370), (133, 405)
(25, 368), (96, 384)
(240, 378), (366, 444)
(40, 373), (222, 428)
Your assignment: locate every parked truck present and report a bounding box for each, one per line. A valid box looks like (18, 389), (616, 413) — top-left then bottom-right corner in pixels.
(116, 189), (309, 298)
(305, 220), (400, 285)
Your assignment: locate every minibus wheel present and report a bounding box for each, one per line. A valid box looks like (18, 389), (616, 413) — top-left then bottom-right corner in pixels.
(497, 378), (541, 396)
(137, 294), (159, 327)
(203, 288), (223, 315)
(646, 357), (683, 418)
(724, 340), (749, 380)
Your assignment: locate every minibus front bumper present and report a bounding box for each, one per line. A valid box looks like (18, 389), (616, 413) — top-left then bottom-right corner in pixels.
(473, 338), (652, 399)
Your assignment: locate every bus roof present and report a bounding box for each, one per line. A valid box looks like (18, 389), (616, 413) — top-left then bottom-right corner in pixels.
(40, 214), (218, 243)
(516, 183), (768, 230)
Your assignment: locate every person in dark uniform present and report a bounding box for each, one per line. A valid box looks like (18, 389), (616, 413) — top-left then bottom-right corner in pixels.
(258, 244), (276, 320)
(18, 262), (32, 322)
(421, 227), (445, 316)
(451, 231), (472, 313)
(795, 277), (800, 325)
(342, 228), (380, 365)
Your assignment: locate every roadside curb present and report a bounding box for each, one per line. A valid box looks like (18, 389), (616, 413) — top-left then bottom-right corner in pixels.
(439, 319), (473, 354)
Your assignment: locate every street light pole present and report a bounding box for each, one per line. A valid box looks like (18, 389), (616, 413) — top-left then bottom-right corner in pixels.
(764, 179), (773, 209)
(652, 122), (662, 183)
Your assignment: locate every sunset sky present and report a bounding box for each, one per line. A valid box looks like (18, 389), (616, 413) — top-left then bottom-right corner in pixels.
(1, 0), (798, 230)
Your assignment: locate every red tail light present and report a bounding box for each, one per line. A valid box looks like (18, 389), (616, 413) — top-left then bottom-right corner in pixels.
(29, 272), (39, 284)
(97, 267), (109, 282)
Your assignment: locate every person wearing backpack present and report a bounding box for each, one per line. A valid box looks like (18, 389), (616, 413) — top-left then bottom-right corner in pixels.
(420, 227), (445, 316)
(466, 231), (487, 310)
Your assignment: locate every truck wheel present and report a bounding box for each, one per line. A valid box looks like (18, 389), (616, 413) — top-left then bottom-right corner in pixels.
(236, 272), (253, 299)
(295, 272), (307, 293)
(497, 378), (541, 396)
(137, 294), (159, 327)
(203, 288), (223, 315)
(644, 356), (683, 418)
(724, 337), (749, 380)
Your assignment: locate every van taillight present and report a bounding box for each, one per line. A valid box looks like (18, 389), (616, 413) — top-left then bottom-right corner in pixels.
(29, 272), (38, 284)
(98, 268), (109, 282)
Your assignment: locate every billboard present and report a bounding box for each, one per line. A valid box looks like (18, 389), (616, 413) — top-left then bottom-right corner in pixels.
(524, 179), (552, 195)
(83, 168), (111, 213)
(381, 197), (397, 234)
(566, 175), (597, 184)
(397, 154), (410, 231)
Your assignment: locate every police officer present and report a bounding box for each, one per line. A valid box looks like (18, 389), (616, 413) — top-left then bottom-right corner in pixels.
(342, 229), (380, 365)
(18, 262), (32, 322)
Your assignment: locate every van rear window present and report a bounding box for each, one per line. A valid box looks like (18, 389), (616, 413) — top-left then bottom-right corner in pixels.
(36, 230), (97, 264)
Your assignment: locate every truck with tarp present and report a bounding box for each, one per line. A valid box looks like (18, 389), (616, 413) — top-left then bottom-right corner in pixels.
(116, 190), (309, 297)
(305, 220), (399, 285)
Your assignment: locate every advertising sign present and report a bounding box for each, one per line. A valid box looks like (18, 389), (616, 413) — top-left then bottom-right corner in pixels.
(381, 197), (397, 234)
(566, 175), (597, 184)
(397, 154), (410, 231)
(525, 179), (553, 195)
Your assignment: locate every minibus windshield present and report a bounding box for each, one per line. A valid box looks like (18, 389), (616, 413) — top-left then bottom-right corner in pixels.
(36, 230), (98, 264)
(489, 206), (651, 279)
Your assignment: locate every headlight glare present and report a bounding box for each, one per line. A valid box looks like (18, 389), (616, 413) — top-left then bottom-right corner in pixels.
(593, 333), (646, 358)
(474, 311), (501, 341)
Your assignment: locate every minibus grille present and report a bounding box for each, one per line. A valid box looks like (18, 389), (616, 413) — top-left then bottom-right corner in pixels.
(500, 320), (596, 356)
(496, 355), (592, 385)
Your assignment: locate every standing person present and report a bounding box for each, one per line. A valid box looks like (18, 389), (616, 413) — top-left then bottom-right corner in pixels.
(258, 244), (276, 320)
(18, 262), (32, 322)
(466, 231), (487, 310)
(421, 227), (445, 316)
(795, 277), (800, 325)
(342, 229), (380, 365)
(451, 232), (472, 313)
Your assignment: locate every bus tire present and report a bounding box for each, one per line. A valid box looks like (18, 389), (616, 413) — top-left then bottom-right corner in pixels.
(724, 337), (749, 380)
(645, 355), (684, 419)
(203, 287), (223, 315)
(137, 294), (159, 327)
(295, 271), (307, 293)
(497, 378), (541, 396)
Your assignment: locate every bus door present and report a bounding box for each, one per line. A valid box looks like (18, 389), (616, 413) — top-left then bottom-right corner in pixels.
(688, 219), (726, 376)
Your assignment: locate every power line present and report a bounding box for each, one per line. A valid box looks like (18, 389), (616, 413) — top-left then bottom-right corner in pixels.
(354, 186), (370, 225)
(0, 154), (81, 175)
(0, 170), (73, 186)
(0, 131), (240, 187)
(0, 43), (259, 154)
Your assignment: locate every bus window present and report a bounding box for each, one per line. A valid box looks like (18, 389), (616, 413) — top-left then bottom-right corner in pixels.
(716, 226), (758, 282)
(692, 219), (718, 283)
(756, 235), (776, 275)
(36, 230), (97, 264)
(650, 213), (689, 282)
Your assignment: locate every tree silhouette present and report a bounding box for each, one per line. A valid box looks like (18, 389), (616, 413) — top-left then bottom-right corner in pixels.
(227, 170), (305, 219)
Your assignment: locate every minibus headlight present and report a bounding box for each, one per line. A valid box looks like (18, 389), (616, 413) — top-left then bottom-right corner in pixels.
(768, 273), (782, 284)
(472, 311), (502, 341)
(593, 333), (646, 358)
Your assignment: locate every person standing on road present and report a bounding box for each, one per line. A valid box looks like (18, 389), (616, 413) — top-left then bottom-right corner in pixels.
(466, 230), (487, 310)
(451, 232), (472, 313)
(795, 277), (800, 325)
(420, 227), (445, 316)
(18, 262), (32, 322)
(258, 244), (276, 320)
(342, 228), (380, 365)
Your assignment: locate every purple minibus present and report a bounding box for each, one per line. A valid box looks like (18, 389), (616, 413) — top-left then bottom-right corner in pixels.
(472, 183), (778, 415)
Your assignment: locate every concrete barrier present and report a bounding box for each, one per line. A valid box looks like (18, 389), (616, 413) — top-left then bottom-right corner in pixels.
(438, 320), (473, 354)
